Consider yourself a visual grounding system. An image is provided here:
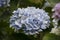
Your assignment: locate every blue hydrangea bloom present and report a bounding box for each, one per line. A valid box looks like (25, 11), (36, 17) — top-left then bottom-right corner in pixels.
(10, 7), (50, 35)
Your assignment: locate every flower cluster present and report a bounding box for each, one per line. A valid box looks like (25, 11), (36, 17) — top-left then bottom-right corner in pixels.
(0, 0), (10, 7)
(10, 7), (50, 35)
(52, 3), (60, 28)
(52, 3), (60, 20)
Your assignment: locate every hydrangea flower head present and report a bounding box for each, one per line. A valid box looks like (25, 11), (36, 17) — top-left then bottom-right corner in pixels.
(0, 0), (10, 7)
(52, 3), (60, 19)
(10, 7), (50, 35)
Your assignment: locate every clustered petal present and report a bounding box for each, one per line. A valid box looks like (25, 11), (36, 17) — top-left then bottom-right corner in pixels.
(52, 3), (60, 19)
(10, 7), (50, 35)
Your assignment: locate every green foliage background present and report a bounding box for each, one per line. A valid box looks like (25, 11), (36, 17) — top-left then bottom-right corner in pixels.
(0, 0), (60, 40)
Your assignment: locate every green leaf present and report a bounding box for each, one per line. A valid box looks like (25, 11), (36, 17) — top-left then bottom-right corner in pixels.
(46, 0), (60, 7)
(43, 33), (60, 40)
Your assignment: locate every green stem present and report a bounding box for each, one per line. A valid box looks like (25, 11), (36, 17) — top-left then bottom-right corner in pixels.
(37, 32), (44, 40)
(17, 0), (21, 8)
